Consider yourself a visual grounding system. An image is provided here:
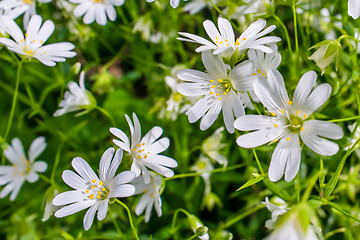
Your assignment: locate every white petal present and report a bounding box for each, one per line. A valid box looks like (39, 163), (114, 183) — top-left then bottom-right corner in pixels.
(200, 99), (222, 131)
(97, 199), (109, 221)
(234, 115), (282, 131)
(131, 160), (142, 177)
(302, 83), (332, 115)
(52, 190), (85, 206)
(110, 127), (131, 152)
(32, 161), (47, 173)
(269, 133), (300, 182)
(222, 92), (244, 133)
(107, 148), (122, 180)
(146, 155), (178, 168)
(132, 112), (142, 148)
(72, 157), (99, 182)
(202, 51), (227, 78)
(135, 194), (151, 216)
(300, 120), (342, 156)
(112, 171), (136, 186)
(83, 204), (98, 231)
(170, 0), (180, 8)
(187, 95), (213, 123)
(218, 17), (234, 46)
(109, 184), (135, 198)
(236, 128), (285, 149)
(142, 126), (163, 145)
(99, 147), (115, 182)
(149, 138), (170, 155)
(26, 171), (39, 183)
(62, 170), (87, 190)
(143, 162), (174, 178)
(349, 0), (360, 19)
(293, 71), (317, 108)
(229, 60), (255, 92)
(28, 137), (46, 162)
(54, 201), (94, 218)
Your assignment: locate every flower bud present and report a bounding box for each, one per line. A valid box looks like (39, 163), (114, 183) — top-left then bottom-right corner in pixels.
(308, 39), (341, 75)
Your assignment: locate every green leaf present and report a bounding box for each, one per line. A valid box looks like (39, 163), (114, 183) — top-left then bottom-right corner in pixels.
(236, 175), (264, 191)
(308, 199), (323, 208)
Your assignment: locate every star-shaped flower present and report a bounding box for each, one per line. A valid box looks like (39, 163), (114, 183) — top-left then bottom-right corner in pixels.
(0, 14), (76, 66)
(110, 113), (178, 184)
(234, 70), (343, 182)
(0, 137), (47, 201)
(53, 147), (136, 230)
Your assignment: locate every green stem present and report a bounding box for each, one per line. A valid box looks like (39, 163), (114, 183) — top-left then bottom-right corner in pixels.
(292, 3), (299, 55)
(223, 204), (266, 228)
(96, 106), (116, 126)
(171, 208), (190, 235)
(324, 228), (346, 239)
(252, 149), (264, 174)
(51, 142), (64, 185)
(4, 60), (23, 141)
(115, 199), (139, 240)
(38, 174), (52, 185)
(322, 198), (360, 223)
(272, 14), (293, 55)
(164, 163), (246, 181)
(207, 0), (242, 33)
(324, 137), (360, 198)
(328, 116), (360, 122)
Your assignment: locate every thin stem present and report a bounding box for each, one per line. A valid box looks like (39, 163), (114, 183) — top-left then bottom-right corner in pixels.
(292, 3), (299, 55)
(4, 60), (23, 141)
(207, 0), (242, 33)
(51, 142), (64, 185)
(96, 106), (116, 126)
(171, 208), (190, 235)
(115, 199), (139, 240)
(164, 163), (246, 181)
(223, 204), (266, 228)
(38, 174), (52, 185)
(272, 14), (293, 55)
(328, 116), (360, 123)
(252, 149), (264, 174)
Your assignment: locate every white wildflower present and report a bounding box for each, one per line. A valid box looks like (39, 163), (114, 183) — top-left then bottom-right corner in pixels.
(262, 197), (288, 229)
(177, 50), (255, 133)
(178, 17), (280, 56)
(54, 71), (94, 117)
(235, 70), (343, 182)
(53, 148), (136, 231)
(0, 0), (51, 29)
(0, 14), (76, 66)
(0, 137), (47, 201)
(132, 174), (162, 222)
(110, 113), (178, 184)
(69, 0), (124, 26)
(202, 127), (228, 166)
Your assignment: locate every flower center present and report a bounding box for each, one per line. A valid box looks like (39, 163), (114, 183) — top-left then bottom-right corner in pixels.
(209, 78), (232, 101)
(173, 92), (183, 102)
(22, 0), (32, 4)
(132, 143), (150, 160)
(252, 69), (266, 78)
(234, 37), (247, 46)
(86, 179), (109, 200)
(288, 115), (304, 131)
(215, 37), (229, 47)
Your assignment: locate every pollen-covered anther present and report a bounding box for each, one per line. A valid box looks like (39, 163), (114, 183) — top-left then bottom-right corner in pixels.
(296, 110), (300, 115)
(286, 137), (290, 141)
(304, 114), (307, 119)
(217, 79), (223, 82)
(274, 124), (278, 128)
(287, 101), (293, 105)
(210, 92), (213, 95)
(216, 93), (220, 96)
(270, 112), (276, 116)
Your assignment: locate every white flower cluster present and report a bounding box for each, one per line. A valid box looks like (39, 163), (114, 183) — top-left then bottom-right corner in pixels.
(176, 16), (343, 183)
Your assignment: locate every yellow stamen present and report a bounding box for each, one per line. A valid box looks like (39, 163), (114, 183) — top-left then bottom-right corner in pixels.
(91, 179), (96, 183)
(99, 181), (103, 186)
(257, 69), (261, 73)
(91, 186), (95, 189)
(281, 109), (284, 114)
(218, 97), (222, 100)
(218, 79), (223, 82)
(300, 127), (304, 131)
(286, 137), (290, 141)
(252, 73), (256, 76)
(296, 110), (300, 115)
(137, 156), (141, 159)
(216, 93), (219, 96)
(243, 37), (247, 40)
(86, 189), (89, 193)
(144, 155), (148, 158)
(89, 194), (94, 199)
(212, 85), (216, 88)
(210, 80), (214, 82)
(102, 187), (106, 191)
(137, 144), (141, 147)
(96, 195), (100, 199)
(274, 124), (278, 128)
(287, 101), (293, 105)
(223, 92), (227, 95)
(270, 112), (275, 116)
(98, 191), (102, 195)
(304, 114), (307, 119)
(210, 92), (213, 95)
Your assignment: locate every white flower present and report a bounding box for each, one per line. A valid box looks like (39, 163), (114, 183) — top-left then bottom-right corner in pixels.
(69, 0), (124, 25)
(191, 154), (213, 195)
(0, 14), (76, 66)
(146, 0), (180, 8)
(178, 17), (280, 55)
(231, 0), (271, 18)
(202, 127), (228, 166)
(248, 44), (281, 82)
(52, 148), (136, 231)
(42, 188), (60, 222)
(234, 70), (343, 182)
(177, 50), (255, 133)
(0, 137), (47, 201)
(132, 174), (162, 222)
(265, 215), (318, 240)
(54, 71), (94, 117)
(0, 0), (51, 29)
(348, 0), (360, 19)
(183, 0), (217, 15)
(262, 197), (288, 229)
(110, 113), (178, 184)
